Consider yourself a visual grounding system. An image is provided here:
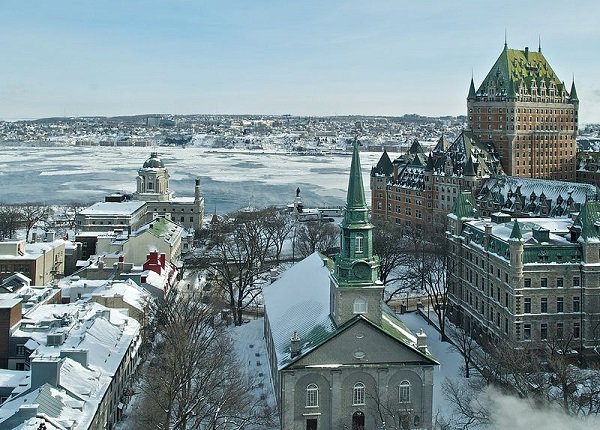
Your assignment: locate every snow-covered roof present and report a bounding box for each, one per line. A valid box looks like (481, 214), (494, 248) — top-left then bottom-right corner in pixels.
(80, 201), (145, 216)
(466, 218), (573, 244)
(262, 252), (336, 370)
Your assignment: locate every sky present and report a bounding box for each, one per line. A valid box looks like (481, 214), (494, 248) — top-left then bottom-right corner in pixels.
(1, 1), (600, 122)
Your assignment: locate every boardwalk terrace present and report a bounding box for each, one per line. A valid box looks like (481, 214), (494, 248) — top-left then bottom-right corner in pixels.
(447, 192), (600, 356)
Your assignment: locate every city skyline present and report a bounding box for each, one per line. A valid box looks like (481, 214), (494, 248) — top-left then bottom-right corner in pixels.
(2, 1), (600, 122)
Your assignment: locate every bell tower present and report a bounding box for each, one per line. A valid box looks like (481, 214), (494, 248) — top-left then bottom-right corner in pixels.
(330, 139), (383, 326)
(134, 152), (172, 202)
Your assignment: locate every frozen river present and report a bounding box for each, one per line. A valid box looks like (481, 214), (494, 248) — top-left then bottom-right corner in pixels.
(0, 146), (394, 214)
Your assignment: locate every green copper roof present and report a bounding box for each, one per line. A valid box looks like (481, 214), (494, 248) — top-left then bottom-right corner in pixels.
(346, 139), (367, 209)
(452, 191), (480, 219)
(570, 80), (579, 102)
(468, 77), (476, 100)
(509, 219), (523, 241)
(477, 46), (566, 96)
(577, 200), (600, 241)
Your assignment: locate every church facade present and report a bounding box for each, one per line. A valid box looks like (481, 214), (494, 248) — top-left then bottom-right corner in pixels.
(263, 142), (438, 430)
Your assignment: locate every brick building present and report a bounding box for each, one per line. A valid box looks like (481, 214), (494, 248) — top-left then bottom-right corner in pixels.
(467, 43), (578, 180)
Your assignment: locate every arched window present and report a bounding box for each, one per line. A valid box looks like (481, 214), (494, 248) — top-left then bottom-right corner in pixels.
(399, 380), (411, 403)
(353, 382), (365, 405)
(355, 234), (364, 254)
(306, 384), (318, 407)
(353, 298), (367, 314)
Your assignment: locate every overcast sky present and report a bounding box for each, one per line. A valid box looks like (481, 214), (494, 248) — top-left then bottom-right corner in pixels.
(1, 1), (599, 122)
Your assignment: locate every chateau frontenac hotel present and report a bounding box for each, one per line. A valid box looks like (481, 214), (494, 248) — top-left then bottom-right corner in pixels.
(371, 43), (589, 230)
(467, 42), (578, 181)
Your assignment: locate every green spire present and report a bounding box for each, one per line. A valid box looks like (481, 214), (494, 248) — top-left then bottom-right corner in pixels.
(569, 80), (579, 102)
(509, 219), (523, 241)
(346, 138), (367, 209)
(468, 77), (476, 100)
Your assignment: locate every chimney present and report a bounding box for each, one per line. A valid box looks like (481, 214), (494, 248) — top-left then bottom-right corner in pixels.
(30, 357), (62, 389)
(195, 178), (201, 201)
(416, 329), (428, 353)
(97, 258), (104, 270)
(160, 253), (166, 269)
(60, 349), (89, 367)
(290, 331), (301, 358)
(17, 404), (39, 422)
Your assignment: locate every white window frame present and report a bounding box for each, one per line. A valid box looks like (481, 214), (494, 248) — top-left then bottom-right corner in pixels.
(353, 298), (367, 314)
(399, 380), (411, 403)
(353, 382), (365, 405)
(306, 384), (318, 408)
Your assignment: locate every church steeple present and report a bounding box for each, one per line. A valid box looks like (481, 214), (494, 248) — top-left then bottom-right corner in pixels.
(331, 139), (383, 326)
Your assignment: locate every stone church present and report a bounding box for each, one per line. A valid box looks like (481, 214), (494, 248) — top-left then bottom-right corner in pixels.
(263, 142), (438, 430)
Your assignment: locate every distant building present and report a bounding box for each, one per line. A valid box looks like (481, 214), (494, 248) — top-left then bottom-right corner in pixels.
(467, 43), (578, 181)
(0, 240), (65, 285)
(447, 192), (600, 356)
(263, 142), (438, 430)
(133, 152), (204, 232)
(371, 136), (596, 229)
(576, 151), (600, 187)
(371, 132), (503, 228)
(76, 200), (148, 233)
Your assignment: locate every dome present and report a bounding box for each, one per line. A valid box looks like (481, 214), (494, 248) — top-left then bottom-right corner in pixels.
(143, 152), (164, 169)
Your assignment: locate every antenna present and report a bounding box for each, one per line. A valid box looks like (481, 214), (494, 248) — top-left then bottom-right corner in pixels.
(504, 29), (507, 49)
(538, 34), (541, 52)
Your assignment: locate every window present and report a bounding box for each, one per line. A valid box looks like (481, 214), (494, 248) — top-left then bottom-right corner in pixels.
(541, 298), (548, 313)
(541, 278), (548, 288)
(556, 322), (564, 339)
(573, 322), (581, 339)
(573, 296), (580, 312)
(355, 234), (364, 254)
(353, 298), (367, 314)
(524, 298), (531, 313)
(353, 382), (365, 405)
(399, 381), (411, 403)
(524, 278), (531, 288)
(557, 297), (564, 313)
(573, 277), (580, 287)
(306, 384), (318, 407)
(524, 324), (531, 340)
(541, 323), (548, 340)
(148, 182), (154, 190)
(557, 278), (564, 288)
(16, 345), (25, 357)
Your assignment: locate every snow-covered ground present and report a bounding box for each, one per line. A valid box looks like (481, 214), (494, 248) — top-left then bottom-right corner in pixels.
(0, 146), (397, 213)
(400, 312), (465, 419)
(228, 319), (279, 430)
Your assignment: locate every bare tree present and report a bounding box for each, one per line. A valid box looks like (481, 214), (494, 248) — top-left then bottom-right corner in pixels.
(447, 323), (479, 378)
(372, 220), (413, 286)
(0, 204), (21, 240)
(262, 207), (294, 264)
(18, 203), (53, 242)
(441, 377), (492, 429)
(211, 210), (273, 326)
(58, 202), (86, 230)
(136, 289), (272, 430)
(295, 220), (339, 258)
(406, 230), (449, 340)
